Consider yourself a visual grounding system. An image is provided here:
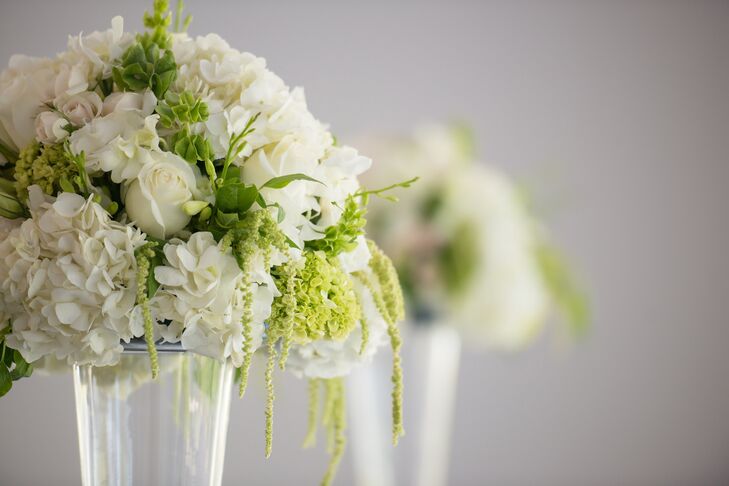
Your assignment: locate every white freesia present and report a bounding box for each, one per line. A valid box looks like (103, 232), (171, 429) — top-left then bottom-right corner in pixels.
(124, 151), (204, 239)
(34, 111), (70, 144)
(56, 91), (103, 126)
(2, 186), (146, 365)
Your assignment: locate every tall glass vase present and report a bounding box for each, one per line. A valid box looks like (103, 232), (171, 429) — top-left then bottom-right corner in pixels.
(350, 323), (461, 486)
(73, 343), (234, 486)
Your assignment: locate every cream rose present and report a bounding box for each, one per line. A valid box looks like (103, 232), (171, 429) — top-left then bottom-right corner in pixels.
(101, 90), (157, 116)
(124, 152), (201, 239)
(34, 111), (70, 144)
(57, 91), (103, 126)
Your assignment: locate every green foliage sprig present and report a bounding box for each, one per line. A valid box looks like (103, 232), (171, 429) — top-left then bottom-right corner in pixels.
(308, 177), (419, 258)
(157, 91), (209, 128)
(536, 243), (590, 337)
(114, 0), (177, 98)
(141, 0), (173, 49)
(113, 42), (176, 99)
(170, 127), (214, 164)
(306, 195), (367, 256)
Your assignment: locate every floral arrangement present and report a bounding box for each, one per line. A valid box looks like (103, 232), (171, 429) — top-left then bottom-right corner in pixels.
(357, 123), (587, 348)
(0, 1), (408, 483)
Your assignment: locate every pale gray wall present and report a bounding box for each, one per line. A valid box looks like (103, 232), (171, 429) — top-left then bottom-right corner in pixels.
(1, 1), (728, 485)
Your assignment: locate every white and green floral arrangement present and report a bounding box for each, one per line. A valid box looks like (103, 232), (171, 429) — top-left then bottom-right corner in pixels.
(0, 1), (410, 483)
(357, 123), (588, 349)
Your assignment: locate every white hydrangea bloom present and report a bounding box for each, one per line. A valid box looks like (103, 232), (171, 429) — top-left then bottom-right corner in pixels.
(2, 187), (147, 365)
(152, 232), (280, 367)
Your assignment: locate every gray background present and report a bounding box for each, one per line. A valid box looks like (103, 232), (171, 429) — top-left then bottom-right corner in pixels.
(1, 0), (728, 485)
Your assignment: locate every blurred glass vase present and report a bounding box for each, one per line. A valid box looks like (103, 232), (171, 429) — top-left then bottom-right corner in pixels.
(73, 343), (234, 486)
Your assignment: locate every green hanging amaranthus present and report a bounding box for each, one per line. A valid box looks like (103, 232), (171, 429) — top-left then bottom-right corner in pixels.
(354, 239), (406, 444)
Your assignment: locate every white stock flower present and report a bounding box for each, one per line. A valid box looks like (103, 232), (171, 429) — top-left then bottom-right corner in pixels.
(67, 16), (133, 79)
(69, 110), (160, 183)
(124, 151), (204, 239)
(2, 187), (147, 366)
(152, 232), (275, 367)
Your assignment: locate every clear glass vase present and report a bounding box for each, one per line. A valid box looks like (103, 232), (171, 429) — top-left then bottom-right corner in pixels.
(73, 343), (234, 486)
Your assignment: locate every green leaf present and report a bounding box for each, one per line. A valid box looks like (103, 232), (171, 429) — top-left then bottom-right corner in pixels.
(10, 350), (32, 380)
(0, 364), (11, 397)
(215, 211), (239, 228)
(59, 177), (76, 194)
(262, 173), (322, 190)
(146, 248), (164, 298)
(223, 165), (240, 182)
(0, 141), (18, 164)
(216, 183), (258, 214)
(0, 191), (25, 219)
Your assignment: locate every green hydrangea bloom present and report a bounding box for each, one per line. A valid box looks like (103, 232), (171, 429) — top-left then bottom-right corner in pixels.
(14, 142), (79, 199)
(271, 251), (360, 345)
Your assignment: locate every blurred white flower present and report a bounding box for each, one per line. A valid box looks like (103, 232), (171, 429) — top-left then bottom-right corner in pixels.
(358, 124), (551, 349)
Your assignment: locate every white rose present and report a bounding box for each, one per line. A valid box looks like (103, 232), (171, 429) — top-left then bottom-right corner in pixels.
(124, 152), (201, 239)
(57, 91), (103, 126)
(34, 111), (70, 144)
(0, 55), (58, 150)
(101, 90), (157, 117)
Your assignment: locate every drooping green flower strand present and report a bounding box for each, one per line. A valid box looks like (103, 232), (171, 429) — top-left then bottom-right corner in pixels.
(386, 319), (404, 444)
(352, 286), (370, 356)
(320, 378), (346, 486)
(135, 243), (159, 379)
(354, 269), (405, 445)
(264, 338), (277, 458)
(275, 263), (297, 370)
(367, 239), (405, 324)
(303, 378), (320, 448)
(237, 268), (254, 398)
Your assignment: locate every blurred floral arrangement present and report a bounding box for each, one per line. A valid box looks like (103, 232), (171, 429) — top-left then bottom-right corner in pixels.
(359, 124), (588, 348)
(0, 1), (409, 482)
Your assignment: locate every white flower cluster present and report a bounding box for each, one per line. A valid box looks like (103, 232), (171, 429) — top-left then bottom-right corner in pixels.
(0, 187), (145, 365)
(0, 15), (395, 379)
(358, 124), (551, 349)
